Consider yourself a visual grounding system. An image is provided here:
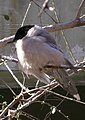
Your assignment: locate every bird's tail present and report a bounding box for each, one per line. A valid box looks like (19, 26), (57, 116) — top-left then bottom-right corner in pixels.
(53, 69), (80, 100)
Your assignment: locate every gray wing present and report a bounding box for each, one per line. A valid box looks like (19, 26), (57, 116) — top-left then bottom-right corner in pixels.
(27, 25), (73, 65)
(23, 26), (80, 100)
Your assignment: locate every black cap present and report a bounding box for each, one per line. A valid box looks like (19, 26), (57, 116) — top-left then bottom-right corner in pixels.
(13, 25), (34, 42)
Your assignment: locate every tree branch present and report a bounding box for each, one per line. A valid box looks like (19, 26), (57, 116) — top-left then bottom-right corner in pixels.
(0, 35), (15, 48)
(38, 0), (49, 16)
(1, 80), (85, 119)
(43, 18), (85, 32)
(0, 0), (85, 47)
(76, 0), (85, 19)
(0, 55), (18, 63)
(44, 64), (85, 70)
(0, 82), (59, 119)
(0, 18), (84, 47)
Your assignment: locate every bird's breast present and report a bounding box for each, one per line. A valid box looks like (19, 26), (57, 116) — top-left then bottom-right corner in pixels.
(16, 40), (32, 74)
(16, 40), (25, 63)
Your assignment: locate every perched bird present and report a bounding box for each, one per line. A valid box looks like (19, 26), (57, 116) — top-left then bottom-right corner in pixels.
(10, 25), (80, 100)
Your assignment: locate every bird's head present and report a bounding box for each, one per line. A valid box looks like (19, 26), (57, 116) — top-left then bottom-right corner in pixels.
(11, 25), (34, 43)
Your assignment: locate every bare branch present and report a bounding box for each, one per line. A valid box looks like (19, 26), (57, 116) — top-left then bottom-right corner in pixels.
(0, 54), (85, 74)
(76, 0), (85, 19)
(0, 82), (58, 119)
(1, 79), (16, 96)
(33, 0), (57, 23)
(44, 64), (85, 70)
(50, 0), (78, 64)
(0, 19), (84, 48)
(1, 80), (85, 119)
(43, 19), (85, 32)
(0, 1), (85, 47)
(4, 62), (27, 90)
(47, 90), (85, 105)
(0, 93), (22, 118)
(21, 111), (40, 120)
(0, 55), (18, 63)
(21, 1), (32, 26)
(0, 35), (14, 48)
(38, 0), (49, 16)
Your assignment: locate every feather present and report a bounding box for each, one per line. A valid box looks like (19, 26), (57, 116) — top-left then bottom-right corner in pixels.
(53, 68), (80, 100)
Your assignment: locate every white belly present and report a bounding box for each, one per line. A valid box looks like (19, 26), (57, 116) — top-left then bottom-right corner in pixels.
(16, 40), (32, 74)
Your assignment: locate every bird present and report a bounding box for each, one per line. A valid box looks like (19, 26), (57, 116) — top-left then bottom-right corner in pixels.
(9, 24), (80, 100)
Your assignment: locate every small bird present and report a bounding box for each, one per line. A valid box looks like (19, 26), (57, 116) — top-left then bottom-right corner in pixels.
(10, 25), (80, 100)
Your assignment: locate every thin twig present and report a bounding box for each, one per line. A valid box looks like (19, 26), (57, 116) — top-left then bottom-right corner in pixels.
(4, 62), (27, 90)
(43, 19), (85, 32)
(56, 108), (70, 120)
(21, 1), (32, 27)
(21, 111), (40, 120)
(0, 82), (58, 119)
(0, 35), (15, 48)
(56, 93), (69, 108)
(0, 55), (18, 63)
(1, 79), (16, 96)
(44, 111), (51, 120)
(47, 90), (85, 105)
(25, 82), (59, 94)
(33, 0), (57, 24)
(0, 19), (85, 47)
(44, 64), (85, 70)
(0, 93), (22, 118)
(50, 0), (78, 64)
(0, 80), (85, 119)
(38, 0), (49, 16)
(76, 0), (85, 19)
